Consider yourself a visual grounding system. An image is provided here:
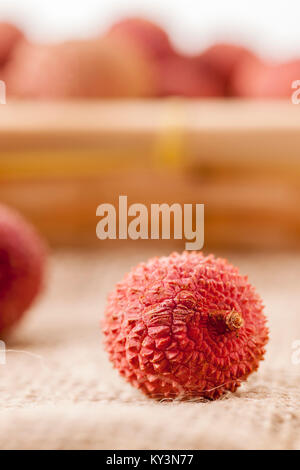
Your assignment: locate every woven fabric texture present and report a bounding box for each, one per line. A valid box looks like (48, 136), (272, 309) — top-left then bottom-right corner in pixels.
(1, 247), (299, 450)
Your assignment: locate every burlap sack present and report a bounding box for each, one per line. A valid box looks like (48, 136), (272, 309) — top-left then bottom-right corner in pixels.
(1, 248), (299, 450)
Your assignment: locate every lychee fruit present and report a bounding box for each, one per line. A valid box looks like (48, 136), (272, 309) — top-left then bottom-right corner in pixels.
(5, 36), (155, 99)
(157, 54), (224, 97)
(0, 204), (46, 336)
(102, 252), (268, 400)
(200, 42), (256, 96)
(106, 17), (176, 98)
(0, 22), (24, 66)
(232, 57), (300, 99)
(107, 17), (174, 61)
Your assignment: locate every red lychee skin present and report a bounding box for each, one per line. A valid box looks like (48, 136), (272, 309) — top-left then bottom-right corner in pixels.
(107, 17), (176, 98)
(232, 58), (300, 98)
(0, 22), (24, 66)
(5, 37), (155, 99)
(0, 205), (46, 335)
(102, 252), (268, 400)
(107, 17), (174, 61)
(200, 42), (256, 95)
(157, 54), (224, 98)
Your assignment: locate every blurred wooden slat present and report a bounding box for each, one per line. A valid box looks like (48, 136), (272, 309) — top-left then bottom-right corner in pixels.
(0, 99), (299, 249)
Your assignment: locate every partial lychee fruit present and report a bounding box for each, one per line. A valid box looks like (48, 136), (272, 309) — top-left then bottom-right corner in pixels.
(5, 36), (155, 99)
(0, 22), (24, 66)
(107, 17), (174, 61)
(232, 58), (300, 98)
(106, 17), (175, 98)
(102, 252), (268, 400)
(200, 42), (256, 95)
(157, 54), (224, 97)
(0, 205), (46, 335)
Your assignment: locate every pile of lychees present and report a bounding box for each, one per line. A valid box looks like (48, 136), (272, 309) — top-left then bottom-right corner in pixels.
(0, 18), (298, 99)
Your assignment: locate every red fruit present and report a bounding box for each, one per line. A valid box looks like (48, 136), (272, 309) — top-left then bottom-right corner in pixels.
(0, 205), (46, 335)
(107, 17), (174, 61)
(200, 42), (255, 95)
(103, 252), (268, 400)
(0, 22), (23, 66)
(232, 58), (300, 98)
(157, 54), (224, 97)
(5, 36), (155, 99)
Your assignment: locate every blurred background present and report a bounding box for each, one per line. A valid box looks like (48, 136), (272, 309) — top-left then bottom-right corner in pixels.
(1, 0), (300, 59)
(0, 0), (300, 251)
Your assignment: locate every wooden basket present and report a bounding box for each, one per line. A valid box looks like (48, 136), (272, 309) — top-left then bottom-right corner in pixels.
(0, 99), (299, 249)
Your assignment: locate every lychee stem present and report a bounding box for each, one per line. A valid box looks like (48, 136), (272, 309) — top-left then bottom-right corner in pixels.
(209, 310), (244, 332)
(225, 311), (244, 331)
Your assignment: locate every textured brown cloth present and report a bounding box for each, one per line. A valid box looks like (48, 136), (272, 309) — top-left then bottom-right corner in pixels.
(1, 247), (299, 450)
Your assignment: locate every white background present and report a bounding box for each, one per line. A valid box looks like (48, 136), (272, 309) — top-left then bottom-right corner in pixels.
(0, 0), (299, 60)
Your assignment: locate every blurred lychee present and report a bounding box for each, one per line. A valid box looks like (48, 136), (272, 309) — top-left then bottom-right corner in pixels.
(0, 22), (24, 66)
(107, 17), (174, 61)
(0, 205), (46, 335)
(5, 36), (156, 99)
(157, 54), (224, 97)
(232, 58), (300, 98)
(200, 42), (256, 95)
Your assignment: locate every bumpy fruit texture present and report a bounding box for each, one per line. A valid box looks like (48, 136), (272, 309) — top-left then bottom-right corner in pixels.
(0, 205), (46, 335)
(103, 252), (268, 400)
(5, 36), (155, 99)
